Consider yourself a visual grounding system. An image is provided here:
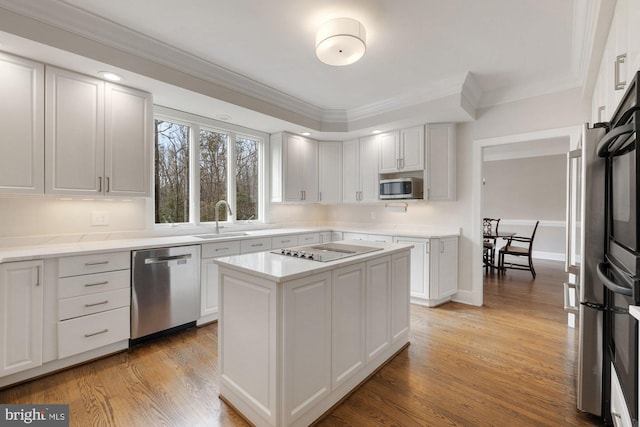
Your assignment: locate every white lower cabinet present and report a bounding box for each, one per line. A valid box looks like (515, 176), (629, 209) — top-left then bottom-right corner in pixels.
(393, 236), (458, 307)
(283, 272), (332, 425)
(200, 240), (241, 325)
(0, 260), (43, 377)
(366, 256), (392, 362)
(610, 363), (633, 427)
(391, 251), (411, 342)
(218, 249), (411, 427)
(57, 251), (130, 359)
(331, 263), (366, 389)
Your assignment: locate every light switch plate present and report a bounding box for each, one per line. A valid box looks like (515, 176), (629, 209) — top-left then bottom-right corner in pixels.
(91, 211), (109, 226)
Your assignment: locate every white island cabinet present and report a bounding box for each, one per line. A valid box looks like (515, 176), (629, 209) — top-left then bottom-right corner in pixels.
(216, 241), (411, 427)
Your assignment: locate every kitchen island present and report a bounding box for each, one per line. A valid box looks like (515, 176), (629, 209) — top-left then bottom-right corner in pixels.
(214, 241), (412, 427)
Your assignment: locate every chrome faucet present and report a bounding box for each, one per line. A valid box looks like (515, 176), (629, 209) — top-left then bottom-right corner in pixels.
(215, 200), (233, 234)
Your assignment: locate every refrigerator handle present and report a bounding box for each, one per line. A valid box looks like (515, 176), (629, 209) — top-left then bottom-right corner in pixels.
(565, 149), (582, 275)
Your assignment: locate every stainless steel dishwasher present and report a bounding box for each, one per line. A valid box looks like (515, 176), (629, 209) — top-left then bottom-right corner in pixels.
(131, 245), (200, 343)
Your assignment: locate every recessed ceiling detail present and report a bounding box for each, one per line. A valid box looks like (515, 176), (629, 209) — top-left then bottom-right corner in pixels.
(0, 0), (609, 137)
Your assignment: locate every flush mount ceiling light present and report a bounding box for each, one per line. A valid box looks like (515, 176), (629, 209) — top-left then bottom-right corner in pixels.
(315, 17), (366, 66)
(98, 71), (122, 82)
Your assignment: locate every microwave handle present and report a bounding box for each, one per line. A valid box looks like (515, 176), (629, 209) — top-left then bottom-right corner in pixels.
(596, 262), (633, 296)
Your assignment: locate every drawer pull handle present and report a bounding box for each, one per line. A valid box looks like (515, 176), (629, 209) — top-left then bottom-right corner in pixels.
(85, 261), (109, 266)
(85, 300), (109, 307)
(282, 240), (291, 243)
(215, 248), (229, 251)
(85, 281), (109, 287)
(84, 329), (109, 338)
(252, 244), (263, 247)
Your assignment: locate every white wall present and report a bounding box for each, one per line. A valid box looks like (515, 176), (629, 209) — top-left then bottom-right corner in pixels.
(483, 154), (567, 258)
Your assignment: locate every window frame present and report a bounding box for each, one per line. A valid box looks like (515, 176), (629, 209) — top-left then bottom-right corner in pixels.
(152, 106), (268, 229)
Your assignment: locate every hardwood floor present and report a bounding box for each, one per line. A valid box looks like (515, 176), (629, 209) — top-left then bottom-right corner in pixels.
(1, 260), (604, 426)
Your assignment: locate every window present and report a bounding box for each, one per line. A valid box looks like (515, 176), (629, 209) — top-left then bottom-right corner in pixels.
(236, 136), (260, 221)
(200, 129), (228, 222)
(154, 110), (264, 226)
(155, 120), (190, 224)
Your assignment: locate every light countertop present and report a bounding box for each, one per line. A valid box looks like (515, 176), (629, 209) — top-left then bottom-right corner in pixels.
(0, 225), (459, 263)
(214, 240), (414, 283)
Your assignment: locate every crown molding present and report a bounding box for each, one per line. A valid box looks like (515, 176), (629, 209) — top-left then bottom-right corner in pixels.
(0, 0), (597, 132)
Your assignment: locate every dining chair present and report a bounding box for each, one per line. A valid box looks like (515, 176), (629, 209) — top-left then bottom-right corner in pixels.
(482, 218), (500, 273)
(498, 220), (539, 278)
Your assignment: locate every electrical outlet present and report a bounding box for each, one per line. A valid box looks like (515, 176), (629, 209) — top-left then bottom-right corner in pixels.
(91, 211), (109, 226)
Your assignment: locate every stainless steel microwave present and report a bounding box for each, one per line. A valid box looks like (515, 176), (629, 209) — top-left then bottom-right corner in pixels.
(379, 177), (423, 199)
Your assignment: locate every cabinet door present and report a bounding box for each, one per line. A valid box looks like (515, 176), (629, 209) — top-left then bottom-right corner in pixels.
(359, 135), (380, 202)
(426, 123), (456, 201)
(45, 66), (104, 195)
(301, 137), (318, 202)
(394, 237), (429, 300)
(391, 252), (410, 343)
(379, 131), (399, 173)
(331, 263), (365, 389)
(283, 272), (331, 425)
(318, 141), (342, 204)
(0, 53), (44, 194)
(401, 126), (425, 172)
(283, 134), (303, 201)
(365, 256), (391, 362)
(0, 260), (43, 377)
(200, 258), (219, 321)
(342, 139), (360, 203)
(436, 237), (458, 299)
(104, 83), (152, 196)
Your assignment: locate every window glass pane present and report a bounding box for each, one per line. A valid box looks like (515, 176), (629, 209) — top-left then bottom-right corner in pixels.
(200, 129), (228, 222)
(236, 136), (260, 220)
(155, 120), (190, 223)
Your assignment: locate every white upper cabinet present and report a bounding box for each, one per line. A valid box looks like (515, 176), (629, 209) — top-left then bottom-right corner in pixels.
(379, 131), (399, 173)
(425, 123), (456, 201)
(45, 66), (152, 196)
(45, 66), (105, 195)
(318, 141), (342, 204)
(343, 136), (379, 203)
(104, 83), (152, 196)
(379, 126), (424, 173)
(0, 53), (44, 194)
(592, 0), (640, 123)
(271, 132), (318, 203)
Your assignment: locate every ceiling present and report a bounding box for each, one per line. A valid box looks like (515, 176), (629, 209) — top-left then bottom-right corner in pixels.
(0, 0), (612, 139)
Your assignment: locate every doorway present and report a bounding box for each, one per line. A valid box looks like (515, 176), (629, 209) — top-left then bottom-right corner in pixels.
(471, 126), (582, 306)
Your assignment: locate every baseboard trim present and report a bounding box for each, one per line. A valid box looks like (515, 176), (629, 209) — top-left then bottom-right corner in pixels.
(452, 290), (482, 306)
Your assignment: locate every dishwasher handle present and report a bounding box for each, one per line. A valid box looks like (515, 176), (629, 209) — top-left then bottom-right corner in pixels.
(144, 254), (192, 264)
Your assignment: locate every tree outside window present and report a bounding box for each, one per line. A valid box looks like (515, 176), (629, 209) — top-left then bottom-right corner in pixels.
(155, 120), (189, 223)
(236, 136), (259, 221)
(154, 115), (262, 225)
(200, 129), (228, 222)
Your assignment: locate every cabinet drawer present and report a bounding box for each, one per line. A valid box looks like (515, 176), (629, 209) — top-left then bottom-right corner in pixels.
(58, 288), (130, 321)
(58, 307), (130, 359)
(201, 240), (241, 258)
(368, 234), (393, 243)
(240, 238), (272, 254)
(271, 235), (299, 249)
(59, 251), (130, 277)
(298, 233), (320, 245)
(58, 269), (130, 299)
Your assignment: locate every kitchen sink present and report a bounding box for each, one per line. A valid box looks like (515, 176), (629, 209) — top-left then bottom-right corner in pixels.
(192, 232), (249, 239)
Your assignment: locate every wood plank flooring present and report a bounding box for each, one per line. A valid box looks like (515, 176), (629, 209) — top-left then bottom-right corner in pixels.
(1, 260), (605, 426)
